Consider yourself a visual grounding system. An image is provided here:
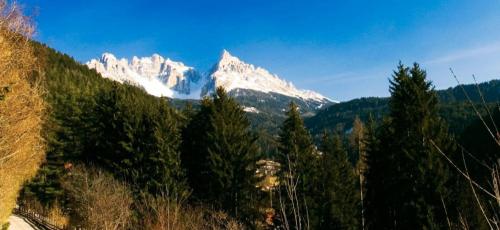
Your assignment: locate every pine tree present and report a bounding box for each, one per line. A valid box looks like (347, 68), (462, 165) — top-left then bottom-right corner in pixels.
(182, 87), (261, 222)
(181, 97), (214, 198)
(276, 102), (319, 229)
(22, 43), (189, 204)
(278, 103), (317, 177)
(180, 102), (196, 127)
(318, 132), (360, 230)
(86, 86), (135, 172)
(363, 117), (394, 229)
(365, 63), (455, 229)
(205, 87), (261, 219)
(349, 116), (366, 166)
(140, 99), (187, 195)
(84, 86), (187, 195)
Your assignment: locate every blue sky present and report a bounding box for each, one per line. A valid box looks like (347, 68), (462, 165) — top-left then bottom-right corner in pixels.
(20, 0), (500, 101)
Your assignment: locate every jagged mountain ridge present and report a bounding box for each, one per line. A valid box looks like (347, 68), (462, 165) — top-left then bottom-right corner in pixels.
(86, 53), (203, 99)
(86, 50), (333, 104)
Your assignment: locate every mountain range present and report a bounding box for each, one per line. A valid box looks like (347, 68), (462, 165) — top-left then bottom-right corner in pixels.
(85, 49), (500, 136)
(35, 42), (500, 137)
(86, 50), (333, 106)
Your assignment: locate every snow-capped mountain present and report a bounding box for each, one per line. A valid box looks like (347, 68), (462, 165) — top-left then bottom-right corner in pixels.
(203, 50), (330, 102)
(87, 53), (203, 99)
(86, 50), (333, 104)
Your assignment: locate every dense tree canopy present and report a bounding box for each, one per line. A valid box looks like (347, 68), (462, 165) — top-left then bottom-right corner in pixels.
(365, 63), (456, 229)
(16, 43), (499, 229)
(182, 87), (262, 223)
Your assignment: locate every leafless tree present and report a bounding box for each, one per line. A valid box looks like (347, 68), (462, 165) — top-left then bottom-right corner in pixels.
(429, 70), (500, 229)
(136, 191), (244, 230)
(62, 165), (133, 230)
(0, 0), (44, 226)
(277, 155), (310, 230)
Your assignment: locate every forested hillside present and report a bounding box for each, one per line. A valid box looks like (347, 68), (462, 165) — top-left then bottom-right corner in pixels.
(20, 42), (278, 228)
(9, 42), (498, 229)
(2, 0), (499, 228)
(22, 42), (187, 202)
(171, 87), (330, 135)
(305, 79), (500, 138)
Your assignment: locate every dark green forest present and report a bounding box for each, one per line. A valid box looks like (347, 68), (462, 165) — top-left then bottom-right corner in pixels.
(306, 79), (500, 137)
(18, 43), (500, 229)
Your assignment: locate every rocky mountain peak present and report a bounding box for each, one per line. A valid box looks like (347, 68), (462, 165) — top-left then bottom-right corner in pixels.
(87, 51), (333, 103)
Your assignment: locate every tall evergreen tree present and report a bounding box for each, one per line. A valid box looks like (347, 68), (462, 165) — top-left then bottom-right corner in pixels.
(276, 102), (320, 229)
(318, 132), (360, 230)
(141, 99), (187, 195)
(84, 86), (187, 195)
(181, 97), (213, 199)
(182, 87), (261, 222)
(206, 87), (261, 219)
(365, 63), (455, 229)
(364, 117), (395, 228)
(22, 43), (189, 203)
(278, 103), (317, 180)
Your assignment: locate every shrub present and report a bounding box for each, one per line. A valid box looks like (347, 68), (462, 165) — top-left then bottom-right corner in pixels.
(61, 165), (133, 230)
(136, 192), (244, 230)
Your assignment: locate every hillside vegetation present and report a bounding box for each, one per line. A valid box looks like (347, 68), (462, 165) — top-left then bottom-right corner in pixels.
(305, 79), (500, 137)
(0, 1), (45, 228)
(1, 31), (496, 229)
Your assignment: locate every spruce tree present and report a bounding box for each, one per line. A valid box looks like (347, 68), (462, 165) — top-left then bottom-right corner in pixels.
(276, 102), (320, 229)
(182, 87), (261, 221)
(363, 117), (395, 229)
(22, 95), (87, 204)
(205, 87), (261, 220)
(22, 43), (189, 204)
(140, 99), (187, 195)
(85, 86), (187, 195)
(181, 97), (214, 199)
(365, 63), (455, 229)
(318, 132), (360, 230)
(278, 103), (317, 177)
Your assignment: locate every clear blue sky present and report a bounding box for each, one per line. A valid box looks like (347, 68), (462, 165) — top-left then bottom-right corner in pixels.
(19, 0), (500, 101)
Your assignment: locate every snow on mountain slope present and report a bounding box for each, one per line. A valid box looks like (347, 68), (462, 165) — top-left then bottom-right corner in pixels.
(86, 50), (333, 103)
(205, 50), (330, 102)
(243, 106), (260, 113)
(87, 53), (202, 98)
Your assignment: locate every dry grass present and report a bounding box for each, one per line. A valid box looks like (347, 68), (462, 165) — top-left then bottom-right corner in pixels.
(493, 165), (500, 209)
(137, 192), (244, 230)
(491, 165), (500, 229)
(0, 0), (45, 226)
(46, 202), (70, 228)
(20, 198), (69, 228)
(62, 165), (244, 230)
